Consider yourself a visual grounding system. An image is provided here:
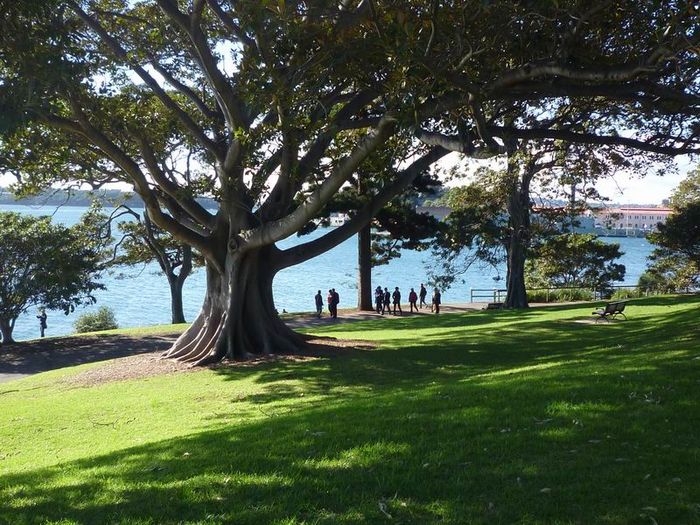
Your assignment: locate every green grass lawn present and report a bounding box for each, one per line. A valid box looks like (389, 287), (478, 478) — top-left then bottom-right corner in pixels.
(1, 296), (699, 524)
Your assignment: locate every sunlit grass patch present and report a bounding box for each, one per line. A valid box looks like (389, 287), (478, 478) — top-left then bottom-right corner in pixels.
(1, 295), (698, 524)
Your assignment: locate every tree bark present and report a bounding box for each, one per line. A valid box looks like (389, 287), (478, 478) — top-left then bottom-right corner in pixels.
(0, 318), (14, 345)
(161, 149), (450, 366)
(505, 228), (529, 308)
(504, 157), (532, 309)
(167, 244), (193, 324)
(162, 245), (307, 365)
(357, 224), (374, 310)
(168, 279), (187, 324)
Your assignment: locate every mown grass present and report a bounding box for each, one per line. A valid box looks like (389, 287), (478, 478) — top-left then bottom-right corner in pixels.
(60, 323), (190, 338)
(0, 296), (699, 524)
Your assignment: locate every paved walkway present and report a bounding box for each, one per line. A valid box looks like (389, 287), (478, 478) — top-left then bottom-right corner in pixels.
(0, 303), (487, 384)
(285, 303), (484, 329)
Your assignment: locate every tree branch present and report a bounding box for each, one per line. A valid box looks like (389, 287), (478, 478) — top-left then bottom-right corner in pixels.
(245, 115), (397, 249)
(66, 1), (222, 161)
(279, 146), (449, 267)
(489, 125), (700, 156)
(155, 0), (249, 130)
(132, 132), (216, 232)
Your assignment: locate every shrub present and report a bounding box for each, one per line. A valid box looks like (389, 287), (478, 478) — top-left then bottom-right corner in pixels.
(610, 288), (644, 300)
(527, 288), (594, 303)
(74, 306), (118, 333)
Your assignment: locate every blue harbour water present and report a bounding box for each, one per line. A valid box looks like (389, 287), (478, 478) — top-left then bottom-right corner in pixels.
(2, 204), (656, 341)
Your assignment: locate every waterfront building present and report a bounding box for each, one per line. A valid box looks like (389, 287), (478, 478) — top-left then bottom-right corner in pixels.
(592, 207), (673, 236)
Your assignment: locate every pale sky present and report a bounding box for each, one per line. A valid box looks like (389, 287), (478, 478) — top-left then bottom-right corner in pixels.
(594, 167), (689, 205)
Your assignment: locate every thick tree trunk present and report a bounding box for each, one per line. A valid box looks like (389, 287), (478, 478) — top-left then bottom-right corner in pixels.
(504, 155), (532, 309)
(505, 232), (528, 308)
(162, 245), (307, 365)
(168, 279), (187, 324)
(0, 318), (14, 344)
(357, 224), (374, 311)
(167, 245), (192, 325)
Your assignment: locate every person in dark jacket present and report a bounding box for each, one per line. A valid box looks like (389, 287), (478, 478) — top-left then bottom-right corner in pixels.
(383, 287), (391, 315)
(432, 288), (442, 314)
(408, 288), (418, 313)
(392, 287), (402, 315)
(375, 286), (384, 314)
(314, 290), (323, 318)
(419, 283), (428, 309)
(332, 289), (340, 318)
(37, 308), (47, 338)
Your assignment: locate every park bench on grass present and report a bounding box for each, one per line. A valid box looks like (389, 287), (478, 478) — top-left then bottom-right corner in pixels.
(592, 300), (628, 322)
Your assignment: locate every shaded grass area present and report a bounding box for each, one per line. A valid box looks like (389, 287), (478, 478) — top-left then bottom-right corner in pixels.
(0, 296), (699, 524)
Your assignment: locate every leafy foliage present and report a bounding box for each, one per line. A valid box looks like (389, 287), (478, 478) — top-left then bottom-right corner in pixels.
(73, 306), (118, 333)
(644, 168), (700, 292)
(526, 288), (594, 303)
(1, 1), (698, 357)
(526, 233), (626, 291)
(651, 202), (700, 263)
(669, 165), (700, 208)
(0, 210), (108, 343)
(427, 176), (508, 290)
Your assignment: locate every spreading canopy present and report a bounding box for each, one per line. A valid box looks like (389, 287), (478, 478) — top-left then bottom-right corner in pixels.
(1, 1), (699, 362)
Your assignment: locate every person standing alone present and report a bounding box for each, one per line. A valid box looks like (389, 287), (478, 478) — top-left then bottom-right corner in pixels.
(37, 308), (47, 338)
(314, 290), (324, 318)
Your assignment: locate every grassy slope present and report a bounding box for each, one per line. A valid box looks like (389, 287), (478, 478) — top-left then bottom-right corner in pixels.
(0, 296), (698, 525)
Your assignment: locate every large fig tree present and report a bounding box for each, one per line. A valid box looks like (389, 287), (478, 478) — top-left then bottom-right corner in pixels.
(1, 1), (698, 364)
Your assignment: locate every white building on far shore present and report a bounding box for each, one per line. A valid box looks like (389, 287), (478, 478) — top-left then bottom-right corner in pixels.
(329, 212), (350, 227)
(592, 206), (673, 235)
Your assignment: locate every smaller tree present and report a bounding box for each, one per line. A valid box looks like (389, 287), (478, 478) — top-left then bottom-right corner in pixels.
(650, 203), (700, 266)
(0, 211), (107, 344)
(638, 254), (698, 293)
(526, 233), (626, 294)
(642, 168), (700, 293)
(668, 166), (700, 208)
(301, 136), (443, 311)
(427, 178), (508, 292)
(645, 180), (700, 292)
(111, 207), (201, 324)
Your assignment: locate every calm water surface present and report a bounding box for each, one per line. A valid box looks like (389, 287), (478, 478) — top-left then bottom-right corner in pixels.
(2, 204), (656, 341)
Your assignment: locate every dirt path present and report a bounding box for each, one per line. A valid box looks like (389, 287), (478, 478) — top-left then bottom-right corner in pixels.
(0, 303), (484, 384)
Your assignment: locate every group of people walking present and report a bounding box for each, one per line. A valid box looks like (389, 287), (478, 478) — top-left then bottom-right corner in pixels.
(374, 283), (441, 315)
(314, 283), (441, 320)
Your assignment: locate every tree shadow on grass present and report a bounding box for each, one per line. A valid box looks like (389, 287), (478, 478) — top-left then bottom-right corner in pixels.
(1, 298), (697, 524)
(0, 334), (176, 380)
(1, 335), (698, 524)
(208, 298), (699, 407)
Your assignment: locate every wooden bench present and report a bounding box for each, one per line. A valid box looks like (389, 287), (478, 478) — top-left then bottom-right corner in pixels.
(592, 301), (628, 322)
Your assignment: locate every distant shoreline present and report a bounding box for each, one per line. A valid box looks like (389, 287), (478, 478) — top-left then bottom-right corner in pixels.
(0, 189), (217, 210)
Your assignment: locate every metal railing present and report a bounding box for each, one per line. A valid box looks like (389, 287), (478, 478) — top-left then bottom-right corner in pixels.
(469, 288), (507, 303)
(469, 284), (678, 304)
